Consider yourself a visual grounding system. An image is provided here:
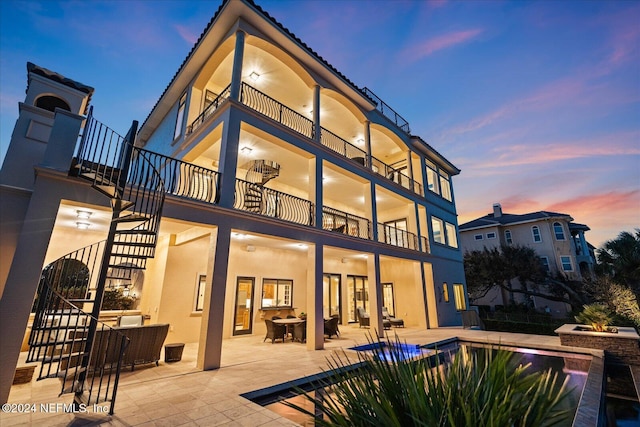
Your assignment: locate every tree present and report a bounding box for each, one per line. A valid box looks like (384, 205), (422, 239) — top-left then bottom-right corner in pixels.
(464, 245), (587, 308)
(596, 229), (640, 300)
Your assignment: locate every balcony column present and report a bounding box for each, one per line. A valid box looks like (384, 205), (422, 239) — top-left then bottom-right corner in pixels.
(313, 85), (321, 143)
(309, 157), (323, 230)
(364, 120), (372, 168)
(216, 111), (241, 208)
(365, 182), (378, 241)
(197, 226), (229, 370)
(306, 243), (324, 350)
(229, 30), (246, 102)
(367, 253), (383, 338)
(406, 150), (414, 191)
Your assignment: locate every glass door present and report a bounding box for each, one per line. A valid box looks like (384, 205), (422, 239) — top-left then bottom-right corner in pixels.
(233, 277), (254, 336)
(323, 274), (341, 321)
(347, 275), (368, 322)
(382, 282), (395, 316)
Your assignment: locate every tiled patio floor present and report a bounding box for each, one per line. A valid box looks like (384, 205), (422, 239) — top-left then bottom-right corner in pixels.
(1, 325), (600, 426)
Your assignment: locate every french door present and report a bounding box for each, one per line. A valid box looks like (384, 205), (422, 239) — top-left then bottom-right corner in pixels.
(233, 277), (254, 336)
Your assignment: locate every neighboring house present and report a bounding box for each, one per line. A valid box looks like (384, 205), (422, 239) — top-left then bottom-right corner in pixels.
(0, 0), (467, 404)
(459, 203), (595, 313)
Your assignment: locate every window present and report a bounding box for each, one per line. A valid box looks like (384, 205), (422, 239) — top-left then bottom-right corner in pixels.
(505, 230), (512, 244)
(532, 226), (542, 243)
(174, 92), (187, 140)
(439, 171), (452, 202)
(474, 234), (483, 240)
(560, 256), (573, 272)
(431, 217), (445, 244)
(540, 256), (550, 272)
(261, 279), (292, 308)
(486, 232), (496, 239)
(553, 222), (565, 240)
(425, 160), (440, 194)
(442, 283), (449, 302)
(453, 284), (467, 311)
(195, 274), (206, 311)
(35, 95), (70, 112)
(445, 222), (458, 248)
(383, 218), (408, 247)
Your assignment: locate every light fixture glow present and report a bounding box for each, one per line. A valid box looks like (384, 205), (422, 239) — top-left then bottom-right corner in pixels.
(76, 221), (91, 230)
(76, 210), (92, 219)
(356, 138), (365, 145)
(240, 146), (253, 154)
(249, 71), (260, 81)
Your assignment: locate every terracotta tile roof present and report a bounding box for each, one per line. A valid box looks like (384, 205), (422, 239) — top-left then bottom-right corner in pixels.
(27, 62), (94, 112)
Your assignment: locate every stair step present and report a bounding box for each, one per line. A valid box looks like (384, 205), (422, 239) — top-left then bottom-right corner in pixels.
(114, 229), (156, 236)
(42, 351), (88, 364)
(113, 213), (149, 223)
(93, 184), (119, 198)
(110, 253), (148, 259)
(108, 264), (145, 270)
(113, 242), (155, 248)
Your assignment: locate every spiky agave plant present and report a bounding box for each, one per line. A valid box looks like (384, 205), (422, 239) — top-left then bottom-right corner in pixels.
(575, 303), (614, 332)
(284, 333), (572, 427)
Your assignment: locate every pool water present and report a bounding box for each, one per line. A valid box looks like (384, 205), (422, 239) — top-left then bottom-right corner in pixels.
(246, 340), (592, 426)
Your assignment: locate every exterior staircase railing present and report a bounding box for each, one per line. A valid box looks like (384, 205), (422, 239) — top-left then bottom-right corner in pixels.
(26, 242), (128, 415)
(27, 108), (166, 415)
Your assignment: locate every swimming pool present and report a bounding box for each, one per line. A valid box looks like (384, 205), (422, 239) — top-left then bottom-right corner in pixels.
(244, 338), (596, 426)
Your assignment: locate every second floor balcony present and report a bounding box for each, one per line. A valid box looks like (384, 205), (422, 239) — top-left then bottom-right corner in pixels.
(186, 82), (423, 198)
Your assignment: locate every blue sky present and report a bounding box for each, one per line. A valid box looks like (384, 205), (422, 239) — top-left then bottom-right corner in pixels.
(1, 0), (638, 248)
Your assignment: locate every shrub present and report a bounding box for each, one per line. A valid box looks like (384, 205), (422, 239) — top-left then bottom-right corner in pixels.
(285, 334), (571, 426)
(575, 304), (613, 332)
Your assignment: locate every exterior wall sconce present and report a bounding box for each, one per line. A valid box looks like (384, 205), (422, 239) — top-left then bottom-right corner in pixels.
(249, 71), (260, 81)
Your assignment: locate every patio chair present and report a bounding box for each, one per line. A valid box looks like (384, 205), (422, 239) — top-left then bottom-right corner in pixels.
(263, 319), (286, 344)
(382, 307), (405, 328)
(292, 320), (306, 343)
(357, 307), (370, 328)
(324, 316), (340, 338)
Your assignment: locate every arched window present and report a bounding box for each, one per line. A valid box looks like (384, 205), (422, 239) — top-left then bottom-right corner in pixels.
(532, 226), (542, 243)
(35, 95), (71, 112)
(505, 230), (513, 244)
(553, 222), (565, 240)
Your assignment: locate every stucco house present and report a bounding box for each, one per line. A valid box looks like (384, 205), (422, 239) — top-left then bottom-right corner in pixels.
(0, 0), (467, 407)
(459, 203), (595, 313)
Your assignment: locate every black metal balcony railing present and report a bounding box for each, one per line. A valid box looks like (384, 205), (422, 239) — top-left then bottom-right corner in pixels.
(189, 85), (231, 134)
(322, 206), (371, 239)
(377, 223), (423, 251)
(236, 82), (423, 197)
(240, 83), (314, 139)
(235, 178), (314, 226)
(362, 87), (410, 134)
(137, 149), (220, 205)
(319, 127), (370, 168)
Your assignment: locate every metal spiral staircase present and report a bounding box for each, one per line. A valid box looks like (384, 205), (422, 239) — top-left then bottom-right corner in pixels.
(243, 159), (280, 213)
(26, 108), (165, 414)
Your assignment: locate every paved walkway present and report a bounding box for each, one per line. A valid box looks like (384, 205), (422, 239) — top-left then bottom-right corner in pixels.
(1, 326), (598, 426)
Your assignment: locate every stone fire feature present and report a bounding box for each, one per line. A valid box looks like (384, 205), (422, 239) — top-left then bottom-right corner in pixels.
(555, 324), (640, 366)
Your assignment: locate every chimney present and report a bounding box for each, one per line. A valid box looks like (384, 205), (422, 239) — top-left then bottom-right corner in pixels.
(493, 203), (502, 218)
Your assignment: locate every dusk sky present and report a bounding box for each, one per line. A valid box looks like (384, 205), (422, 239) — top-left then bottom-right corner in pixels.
(1, 0), (638, 248)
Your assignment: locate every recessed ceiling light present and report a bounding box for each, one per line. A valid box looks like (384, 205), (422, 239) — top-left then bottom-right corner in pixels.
(76, 210), (92, 219)
(241, 146), (253, 154)
(249, 71), (260, 81)
(76, 221), (91, 230)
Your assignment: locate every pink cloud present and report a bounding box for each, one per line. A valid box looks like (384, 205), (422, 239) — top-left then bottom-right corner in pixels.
(174, 24), (199, 45)
(545, 190), (640, 216)
(401, 28), (483, 63)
